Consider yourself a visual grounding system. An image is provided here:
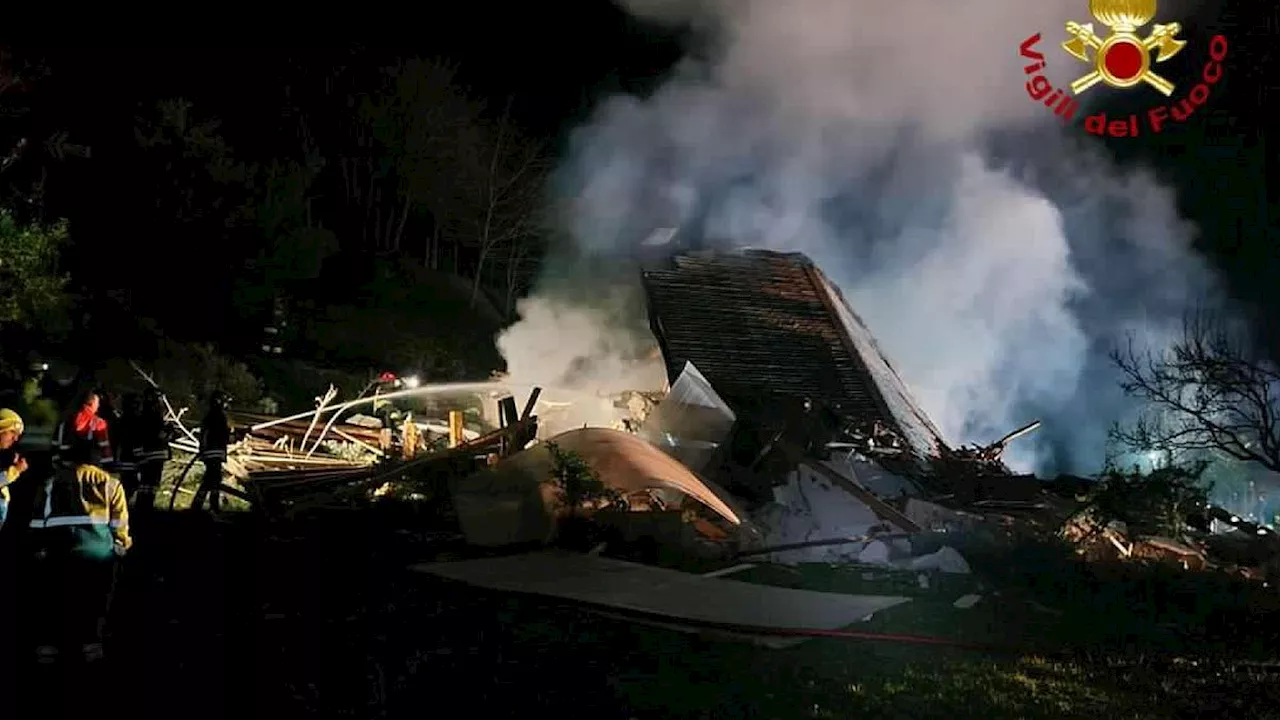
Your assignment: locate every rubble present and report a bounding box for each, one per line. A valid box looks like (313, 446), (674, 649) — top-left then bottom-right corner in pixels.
(389, 247), (1280, 657)
(224, 248), (1279, 590)
(450, 427), (746, 549)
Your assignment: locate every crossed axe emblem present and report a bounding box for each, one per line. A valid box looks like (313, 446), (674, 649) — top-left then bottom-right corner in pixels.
(1062, 19), (1186, 95)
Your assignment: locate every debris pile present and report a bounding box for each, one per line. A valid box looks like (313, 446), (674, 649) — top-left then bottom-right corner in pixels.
(215, 249), (1280, 586)
(396, 248), (1280, 648)
(229, 248), (1280, 638)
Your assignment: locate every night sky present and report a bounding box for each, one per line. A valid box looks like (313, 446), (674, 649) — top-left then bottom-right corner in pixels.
(2, 0), (1277, 374)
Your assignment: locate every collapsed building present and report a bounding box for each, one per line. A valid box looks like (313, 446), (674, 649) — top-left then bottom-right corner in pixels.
(640, 249), (945, 482)
(153, 247), (1046, 569)
(633, 249), (983, 565)
(455, 248), (1030, 569)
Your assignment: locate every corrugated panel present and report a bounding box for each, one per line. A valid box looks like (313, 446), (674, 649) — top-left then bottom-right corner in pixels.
(641, 249), (947, 464)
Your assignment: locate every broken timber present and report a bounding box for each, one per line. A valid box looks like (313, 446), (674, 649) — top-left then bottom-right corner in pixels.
(248, 391), (541, 518)
(777, 441), (923, 533)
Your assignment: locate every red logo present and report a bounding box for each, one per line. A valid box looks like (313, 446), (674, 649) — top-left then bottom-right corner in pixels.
(1018, 3), (1228, 138)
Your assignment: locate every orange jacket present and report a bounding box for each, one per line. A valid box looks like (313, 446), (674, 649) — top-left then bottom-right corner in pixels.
(55, 406), (113, 461)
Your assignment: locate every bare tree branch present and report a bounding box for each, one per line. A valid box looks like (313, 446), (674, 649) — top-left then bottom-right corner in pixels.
(1110, 310), (1280, 472)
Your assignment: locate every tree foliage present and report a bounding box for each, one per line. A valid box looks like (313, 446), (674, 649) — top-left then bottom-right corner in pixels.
(3, 50), (556, 385)
(1081, 462), (1210, 539)
(1110, 312), (1280, 472)
(298, 262), (502, 380)
(134, 97), (251, 222)
(545, 441), (624, 513)
(2, 49), (87, 216)
(350, 58), (550, 311)
(248, 156), (338, 283)
(97, 340), (263, 412)
(0, 210), (68, 327)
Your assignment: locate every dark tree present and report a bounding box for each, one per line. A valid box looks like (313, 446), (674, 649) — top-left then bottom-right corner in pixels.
(1111, 311), (1280, 472)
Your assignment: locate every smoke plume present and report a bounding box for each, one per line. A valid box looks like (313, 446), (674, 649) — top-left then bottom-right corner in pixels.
(498, 0), (1218, 474)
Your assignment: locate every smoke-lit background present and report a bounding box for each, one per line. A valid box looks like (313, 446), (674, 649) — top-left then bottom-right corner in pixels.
(498, 0), (1224, 476)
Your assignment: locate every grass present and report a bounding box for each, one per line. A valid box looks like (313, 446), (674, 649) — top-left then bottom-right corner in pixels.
(11, 494), (1280, 718)
(243, 510), (1280, 718)
(149, 450), (253, 512)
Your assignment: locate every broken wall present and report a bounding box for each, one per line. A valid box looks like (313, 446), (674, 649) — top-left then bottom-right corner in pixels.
(753, 457), (917, 564)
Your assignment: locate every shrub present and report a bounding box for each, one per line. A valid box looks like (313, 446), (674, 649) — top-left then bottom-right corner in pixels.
(1084, 462), (1210, 538)
(0, 211), (69, 330)
(545, 441), (623, 513)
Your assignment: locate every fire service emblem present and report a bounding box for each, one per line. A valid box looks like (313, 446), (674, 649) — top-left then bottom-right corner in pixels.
(1017, 0), (1229, 137)
(1061, 0), (1185, 96)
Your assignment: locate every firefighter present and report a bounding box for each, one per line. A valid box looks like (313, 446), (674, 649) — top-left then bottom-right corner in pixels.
(114, 393), (142, 502)
(192, 390), (231, 513)
(28, 435), (131, 663)
(134, 388), (175, 517)
(53, 388), (113, 465)
(0, 408), (29, 532)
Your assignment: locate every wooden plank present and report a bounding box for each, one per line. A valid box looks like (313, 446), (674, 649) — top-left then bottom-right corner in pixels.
(448, 410), (464, 449)
(412, 551), (910, 631)
(519, 387), (542, 422)
(499, 396), (519, 429)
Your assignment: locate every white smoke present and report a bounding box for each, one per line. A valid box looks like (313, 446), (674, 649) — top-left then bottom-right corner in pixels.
(496, 292), (667, 395)
(498, 0), (1218, 473)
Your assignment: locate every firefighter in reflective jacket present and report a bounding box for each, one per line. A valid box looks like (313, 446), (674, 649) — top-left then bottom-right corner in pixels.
(0, 408), (29, 532)
(28, 436), (130, 663)
(133, 389), (175, 514)
(192, 391), (231, 512)
(53, 389), (113, 464)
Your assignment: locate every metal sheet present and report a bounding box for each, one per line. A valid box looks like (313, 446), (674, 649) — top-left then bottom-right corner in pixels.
(639, 361), (737, 474)
(413, 551), (911, 631)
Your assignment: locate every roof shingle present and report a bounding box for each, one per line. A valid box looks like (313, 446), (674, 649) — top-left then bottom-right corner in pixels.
(641, 249), (949, 466)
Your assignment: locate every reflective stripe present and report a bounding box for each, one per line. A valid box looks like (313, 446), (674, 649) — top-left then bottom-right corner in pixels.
(29, 514), (109, 529)
(108, 519), (125, 529)
(54, 425), (72, 451)
(199, 450), (227, 461)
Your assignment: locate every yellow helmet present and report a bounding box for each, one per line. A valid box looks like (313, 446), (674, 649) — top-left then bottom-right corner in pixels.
(0, 408), (24, 435)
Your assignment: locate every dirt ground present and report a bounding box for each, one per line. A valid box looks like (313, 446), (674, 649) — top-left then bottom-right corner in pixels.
(4, 503), (1280, 719)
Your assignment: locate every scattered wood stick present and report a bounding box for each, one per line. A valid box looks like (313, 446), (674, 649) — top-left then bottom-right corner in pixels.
(300, 385), (337, 451)
(333, 428), (384, 457)
(129, 360), (200, 445)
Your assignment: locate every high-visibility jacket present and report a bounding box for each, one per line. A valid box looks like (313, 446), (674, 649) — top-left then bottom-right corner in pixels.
(54, 407), (113, 462)
(199, 408), (230, 462)
(29, 464), (131, 559)
(133, 409), (173, 465)
(0, 451), (20, 505)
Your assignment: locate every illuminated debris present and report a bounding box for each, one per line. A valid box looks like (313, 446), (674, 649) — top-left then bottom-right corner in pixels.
(451, 427), (747, 547)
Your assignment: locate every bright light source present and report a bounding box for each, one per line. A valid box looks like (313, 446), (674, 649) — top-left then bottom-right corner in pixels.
(403, 375), (420, 388)
(40, 363), (49, 371)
